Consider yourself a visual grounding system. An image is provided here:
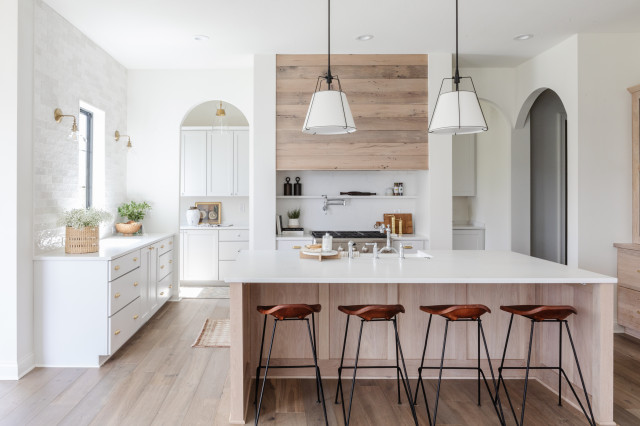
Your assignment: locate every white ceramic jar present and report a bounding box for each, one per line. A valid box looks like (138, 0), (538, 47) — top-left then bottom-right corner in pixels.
(186, 207), (200, 226)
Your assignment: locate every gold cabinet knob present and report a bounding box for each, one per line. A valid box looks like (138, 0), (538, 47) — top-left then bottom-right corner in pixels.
(114, 330), (121, 335)
(293, 246), (301, 249)
(133, 282), (139, 287)
(169, 285), (172, 289)
(160, 265), (165, 269)
(169, 241), (172, 245)
(114, 292), (121, 298)
(169, 260), (173, 264)
(133, 315), (139, 320)
(161, 245), (165, 249)
(148, 247), (154, 251)
(114, 265), (120, 271)
(160, 292), (165, 296)
(133, 257), (138, 262)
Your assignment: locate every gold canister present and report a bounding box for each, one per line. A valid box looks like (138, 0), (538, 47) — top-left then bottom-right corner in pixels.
(399, 219), (403, 236)
(391, 216), (396, 234)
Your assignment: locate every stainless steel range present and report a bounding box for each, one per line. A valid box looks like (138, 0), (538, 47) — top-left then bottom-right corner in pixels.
(310, 231), (386, 252)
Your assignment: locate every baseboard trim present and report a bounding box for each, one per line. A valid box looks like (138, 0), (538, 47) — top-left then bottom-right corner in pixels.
(0, 352), (35, 380)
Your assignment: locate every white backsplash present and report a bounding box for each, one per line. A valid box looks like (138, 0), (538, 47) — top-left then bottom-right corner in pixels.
(276, 170), (428, 233)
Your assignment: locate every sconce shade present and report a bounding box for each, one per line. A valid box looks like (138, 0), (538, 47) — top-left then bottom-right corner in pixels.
(302, 89), (356, 135)
(429, 88), (487, 135)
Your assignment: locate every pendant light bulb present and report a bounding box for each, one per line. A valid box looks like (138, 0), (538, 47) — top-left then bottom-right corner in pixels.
(429, 0), (487, 135)
(302, 0), (356, 135)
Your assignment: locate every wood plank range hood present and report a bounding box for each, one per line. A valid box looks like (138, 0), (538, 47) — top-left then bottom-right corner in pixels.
(276, 54), (428, 170)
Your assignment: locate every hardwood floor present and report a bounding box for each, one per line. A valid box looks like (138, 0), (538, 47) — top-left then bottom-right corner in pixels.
(1, 299), (639, 425)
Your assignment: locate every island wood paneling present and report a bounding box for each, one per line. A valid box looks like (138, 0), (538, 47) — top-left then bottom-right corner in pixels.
(276, 54), (429, 170)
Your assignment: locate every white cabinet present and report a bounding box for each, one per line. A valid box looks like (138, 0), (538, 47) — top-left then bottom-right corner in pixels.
(276, 238), (313, 250)
(180, 228), (249, 282)
(453, 134), (476, 196)
(453, 229), (485, 250)
(181, 127), (249, 197)
(181, 131), (208, 196)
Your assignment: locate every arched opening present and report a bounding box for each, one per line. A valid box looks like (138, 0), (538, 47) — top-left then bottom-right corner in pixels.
(512, 89), (567, 264)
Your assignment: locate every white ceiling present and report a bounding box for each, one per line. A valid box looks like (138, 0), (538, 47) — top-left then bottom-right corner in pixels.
(43, 0), (640, 69)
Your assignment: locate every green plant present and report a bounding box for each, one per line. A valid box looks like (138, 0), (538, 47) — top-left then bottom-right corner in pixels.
(117, 201), (151, 222)
(58, 208), (113, 229)
(287, 208), (301, 219)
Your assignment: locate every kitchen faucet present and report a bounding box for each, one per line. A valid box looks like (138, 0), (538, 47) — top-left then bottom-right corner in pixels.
(322, 195), (346, 214)
(348, 240), (355, 259)
(365, 242), (378, 259)
(378, 225), (398, 254)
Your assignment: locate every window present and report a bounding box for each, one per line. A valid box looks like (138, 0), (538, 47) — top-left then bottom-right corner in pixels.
(78, 108), (93, 208)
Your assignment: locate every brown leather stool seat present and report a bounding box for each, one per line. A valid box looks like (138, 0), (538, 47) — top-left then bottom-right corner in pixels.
(337, 304), (405, 320)
(420, 304), (491, 321)
(257, 304), (321, 320)
(500, 305), (577, 321)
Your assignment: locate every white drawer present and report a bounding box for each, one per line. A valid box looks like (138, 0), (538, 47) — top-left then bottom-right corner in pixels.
(157, 237), (173, 256)
(219, 229), (249, 242)
(276, 239), (312, 250)
(108, 268), (142, 317)
(158, 250), (173, 280)
(109, 297), (142, 355)
(218, 260), (236, 281)
(219, 241), (249, 261)
(392, 240), (424, 254)
(109, 250), (141, 281)
(158, 273), (173, 304)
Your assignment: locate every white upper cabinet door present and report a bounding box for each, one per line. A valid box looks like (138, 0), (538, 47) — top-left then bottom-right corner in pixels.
(452, 134), (476, 196)
(234, 130), (250, 196)
(208, 131), (235, 196)
(181, 131), (208, 196)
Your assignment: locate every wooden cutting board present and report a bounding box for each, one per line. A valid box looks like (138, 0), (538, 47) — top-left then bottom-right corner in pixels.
(384, 213), (413, 234)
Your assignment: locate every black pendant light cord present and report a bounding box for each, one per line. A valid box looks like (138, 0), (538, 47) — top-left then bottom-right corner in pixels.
(454, 0), (460, 89)
(325, 0), (333, 85)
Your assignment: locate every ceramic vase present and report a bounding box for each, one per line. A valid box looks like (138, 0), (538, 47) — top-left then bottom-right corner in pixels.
(186, 207), (200, 226)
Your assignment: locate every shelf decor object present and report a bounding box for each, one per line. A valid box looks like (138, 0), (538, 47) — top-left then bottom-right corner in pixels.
(429, 0), (488, 135)
(195, 202), (222, 225)
(58, 207), (112, 254)
(302, 0), (356, 135)
(116, 201), (151, 235)
(54, 108), (86, 143)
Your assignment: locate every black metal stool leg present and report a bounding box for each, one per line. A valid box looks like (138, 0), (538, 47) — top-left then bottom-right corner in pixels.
(311, 313), (320, 403)
(335, 315), (350, 406)
(396, 334), (401, 404)
(496, 314), (518, 424)
(479, 320), (506, 425)
(393, 318), (419, 426)
(344, 320), (364, 426)
(431, 319), (450, 425)
(255, 319), (278, 426)
(414, 314), (433, 424)
(254, 315), (268, 405)
(518, 319), (536, 426)
(306, 318), (329, 426)
(558, 320), (562, 406)
(477, 319), (481, 406)
(564, 321), (597, 426)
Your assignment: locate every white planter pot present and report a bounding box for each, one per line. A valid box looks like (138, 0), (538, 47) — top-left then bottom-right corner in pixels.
(288, 218), (300, 227)
(186, 208), (201, 226)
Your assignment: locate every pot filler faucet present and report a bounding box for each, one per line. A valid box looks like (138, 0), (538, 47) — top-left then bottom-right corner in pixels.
(322, 195), (346, 214)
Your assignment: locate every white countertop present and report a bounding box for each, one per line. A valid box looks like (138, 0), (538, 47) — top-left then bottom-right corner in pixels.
(34, 233), (174, 261)
(453, 222), (485, 230)
(180, 225), (248, 230)
(275, 233), (428, 241)
(225, 249), (616, 284)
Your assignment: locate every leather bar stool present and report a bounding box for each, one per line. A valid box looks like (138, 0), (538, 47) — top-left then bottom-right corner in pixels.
(334, 304), (418, 426)
(496, 305), (596, 426)
(253, 304), (328, 426)
(415, 305), (504, 425)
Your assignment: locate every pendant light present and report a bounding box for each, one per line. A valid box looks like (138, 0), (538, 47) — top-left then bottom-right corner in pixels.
(302, 0), (356, 135)
(429, 0), (487, 135)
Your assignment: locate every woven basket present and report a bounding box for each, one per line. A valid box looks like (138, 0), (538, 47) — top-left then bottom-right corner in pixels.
(65, 226), (99, 254)
(115, 221), (142, 235)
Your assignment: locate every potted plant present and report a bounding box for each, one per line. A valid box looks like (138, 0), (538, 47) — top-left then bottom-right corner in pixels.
(287, 208), (301, 227)
(116, 201), (151, 235)
(58, 207), (113, 254)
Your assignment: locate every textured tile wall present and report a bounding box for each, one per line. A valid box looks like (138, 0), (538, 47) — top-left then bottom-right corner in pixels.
(33, 0), (127, 252)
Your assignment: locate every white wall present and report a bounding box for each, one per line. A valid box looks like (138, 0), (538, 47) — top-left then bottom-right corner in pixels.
(471, 101), (512, 250)
(32, 0), (128, 252)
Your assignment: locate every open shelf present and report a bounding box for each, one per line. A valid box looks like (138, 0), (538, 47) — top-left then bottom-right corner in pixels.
(276, 195), (417, 199)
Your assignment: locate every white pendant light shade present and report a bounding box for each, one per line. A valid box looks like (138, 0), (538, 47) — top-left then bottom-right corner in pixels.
(302, 90), (356, 135)
(429, 90), (487, 135)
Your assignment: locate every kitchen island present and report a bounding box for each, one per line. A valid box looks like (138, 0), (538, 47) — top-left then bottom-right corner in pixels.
(226, 250), (617, 425)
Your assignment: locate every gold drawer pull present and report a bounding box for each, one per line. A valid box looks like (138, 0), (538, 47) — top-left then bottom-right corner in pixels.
(160, 265), (165, 269)
(133, 282), (139, 287)
(114, 292), (121, 298)
(293, 246), (301, 249)
(169, 260), (173, 264)
(114, 265), (120, 271)
(148, 247), (154, 251)
(169, 241), (172, 245)
(161, 245), (165, 249)
(160, 292), (165, 296)
(404, 245), (413, 249)
(133, 314), (139, 320)
(169, 285), (173, 289)
(114, 330), (121, 335)
(133, 257), (138, 262)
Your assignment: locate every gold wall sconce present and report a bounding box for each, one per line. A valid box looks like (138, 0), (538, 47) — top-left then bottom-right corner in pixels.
(114, 130), (132, 148)
(54, 108), (85, 143)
